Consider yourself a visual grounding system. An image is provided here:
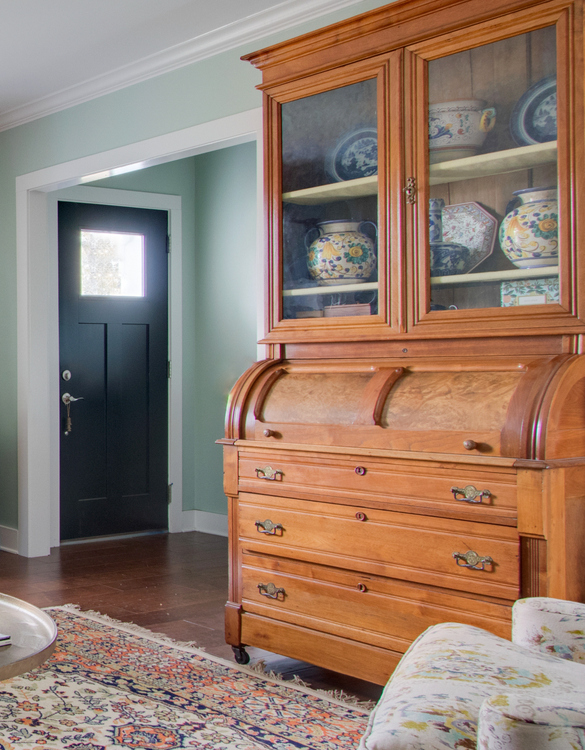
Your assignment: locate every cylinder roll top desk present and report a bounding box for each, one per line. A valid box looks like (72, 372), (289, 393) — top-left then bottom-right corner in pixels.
(219, 0), (585, 684)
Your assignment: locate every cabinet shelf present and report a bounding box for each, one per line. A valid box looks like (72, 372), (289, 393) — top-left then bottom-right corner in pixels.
(283, 281), (378, 297)
(282, 142), (556, 205)
(431, 266), (558, 286)
(282, 176), (378, 205)
(430, 142), (557, 185)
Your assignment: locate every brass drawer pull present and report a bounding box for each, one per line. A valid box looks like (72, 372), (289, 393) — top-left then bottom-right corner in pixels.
(355, 466), (367, 476)
(451, 485), (491, 503)
(255, 466), (283, 481)
(357, 582), (368, 593)
(255, 519), (283, 535)
(453, 550), (494, 571)
(355, 512), (367, 522)
(258, 582), (285, 599)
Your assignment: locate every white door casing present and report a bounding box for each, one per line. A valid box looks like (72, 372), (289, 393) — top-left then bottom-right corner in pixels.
(15, 107), (263, 557)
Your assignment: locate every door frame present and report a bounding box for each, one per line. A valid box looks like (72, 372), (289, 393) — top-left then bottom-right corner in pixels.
(15, 108), (263, 557)
(56, 186), (180, 541)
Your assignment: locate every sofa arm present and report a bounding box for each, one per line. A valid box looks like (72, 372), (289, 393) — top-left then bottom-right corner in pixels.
(512, 597), (585, 663)
(478, 693), (585, 750)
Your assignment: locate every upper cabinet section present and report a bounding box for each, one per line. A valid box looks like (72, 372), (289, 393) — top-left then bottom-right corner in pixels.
(281, 79), (380, 322)
(244, 0), (584, 344)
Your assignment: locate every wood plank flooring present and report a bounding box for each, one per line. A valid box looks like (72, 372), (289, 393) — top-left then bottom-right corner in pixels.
(0, 531), (383, 703)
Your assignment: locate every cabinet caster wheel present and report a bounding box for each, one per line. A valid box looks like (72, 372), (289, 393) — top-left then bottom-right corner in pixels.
(232, 646), (250, 665)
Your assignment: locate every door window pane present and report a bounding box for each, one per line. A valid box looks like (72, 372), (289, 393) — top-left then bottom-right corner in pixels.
(81, 230), (145, 297)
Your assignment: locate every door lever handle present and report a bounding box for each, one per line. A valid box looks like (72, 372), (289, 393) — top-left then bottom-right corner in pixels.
(61, 393), (84, 405)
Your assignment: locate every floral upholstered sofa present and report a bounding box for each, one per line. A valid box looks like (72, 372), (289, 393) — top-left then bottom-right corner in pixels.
(359, 598), (585, 750)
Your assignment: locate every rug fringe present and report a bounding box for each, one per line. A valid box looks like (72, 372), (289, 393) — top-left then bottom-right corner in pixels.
(46, 605), (374, 712)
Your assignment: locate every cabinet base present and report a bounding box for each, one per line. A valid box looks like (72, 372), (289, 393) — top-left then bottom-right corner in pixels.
(240, 612), (402, 685)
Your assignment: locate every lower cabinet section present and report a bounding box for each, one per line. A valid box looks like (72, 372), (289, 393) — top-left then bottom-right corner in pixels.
(227, 481), (520, 685)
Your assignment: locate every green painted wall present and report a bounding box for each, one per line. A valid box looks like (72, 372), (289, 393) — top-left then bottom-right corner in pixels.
(85, 143), (257, 516)
(0, 0), (391, 533)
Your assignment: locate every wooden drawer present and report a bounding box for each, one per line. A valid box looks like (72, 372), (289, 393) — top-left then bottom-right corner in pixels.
(238, 450), (517, 523)
(240, 553), (513, 652)
(238, 493), (520, 600)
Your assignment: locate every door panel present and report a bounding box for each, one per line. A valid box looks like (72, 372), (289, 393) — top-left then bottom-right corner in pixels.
(59, 202), (169, 540)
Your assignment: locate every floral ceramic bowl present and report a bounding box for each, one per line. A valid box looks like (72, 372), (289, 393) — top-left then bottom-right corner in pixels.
(429, 99), (496, 163)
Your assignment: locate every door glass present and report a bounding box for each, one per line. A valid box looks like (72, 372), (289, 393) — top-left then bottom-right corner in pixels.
(80, 230), (145, 297)
(427, 26), (558, 311)
(281, 79), (379, 320)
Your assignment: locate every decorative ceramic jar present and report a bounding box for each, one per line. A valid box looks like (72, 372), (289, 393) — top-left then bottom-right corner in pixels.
(306, 220), (376, 285)
(499, 186), (558, 268)
(428, 99), (496, 163)
(429, 199), (471, 276)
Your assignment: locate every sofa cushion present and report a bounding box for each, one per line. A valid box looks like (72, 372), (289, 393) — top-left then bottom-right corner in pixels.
(359, 622), (585, 750)
(512, 597), (585, 663)
(477, 693), (585, 750)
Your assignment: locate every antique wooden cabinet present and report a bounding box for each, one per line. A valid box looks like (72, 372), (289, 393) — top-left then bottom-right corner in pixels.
(220, 0), (585, 685)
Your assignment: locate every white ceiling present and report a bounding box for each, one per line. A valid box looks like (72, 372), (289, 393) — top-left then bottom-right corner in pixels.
(0, 0), (367, 132)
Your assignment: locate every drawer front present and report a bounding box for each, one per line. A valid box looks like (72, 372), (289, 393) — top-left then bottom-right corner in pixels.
(239, 493), (519, 600)
(239, 451), (517, 522)
(241, 553), (513, 652)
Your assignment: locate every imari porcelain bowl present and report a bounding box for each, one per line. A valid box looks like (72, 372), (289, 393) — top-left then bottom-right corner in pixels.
(306, 220), (377, 285)
(428, 99), (496, 163)
(499, 186), (558, 268)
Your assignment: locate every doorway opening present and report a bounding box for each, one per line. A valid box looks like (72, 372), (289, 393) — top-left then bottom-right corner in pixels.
(16, 108), (262, 556)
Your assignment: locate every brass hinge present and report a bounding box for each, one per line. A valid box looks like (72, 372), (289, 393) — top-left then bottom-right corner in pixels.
(167, 360), (172, 379)
(167, 482), (173, 505)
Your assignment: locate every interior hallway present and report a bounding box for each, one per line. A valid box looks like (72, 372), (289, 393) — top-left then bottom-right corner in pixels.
(0, 531), (382, 703)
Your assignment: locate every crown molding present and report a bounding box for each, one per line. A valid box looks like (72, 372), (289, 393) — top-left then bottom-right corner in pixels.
(0, 0), (370, 132)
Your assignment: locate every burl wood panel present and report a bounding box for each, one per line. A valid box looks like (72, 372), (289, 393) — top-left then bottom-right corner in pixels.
(261, 371), (374, 424)
(380, 370), (522, 432)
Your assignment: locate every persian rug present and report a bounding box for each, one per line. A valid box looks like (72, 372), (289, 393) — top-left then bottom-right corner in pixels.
(0, 606), (370, 749)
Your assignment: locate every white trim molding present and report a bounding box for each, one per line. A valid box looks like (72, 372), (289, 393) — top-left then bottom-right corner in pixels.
(181, 510), (228, 538)
(0, 0), (371, 132)
(0, 526), (19, 556)
(16, 107), (263, 556)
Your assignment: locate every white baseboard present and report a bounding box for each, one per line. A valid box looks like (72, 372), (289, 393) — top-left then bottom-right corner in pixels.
(0, 526), (19, 555)
(181, 510), (228, 537)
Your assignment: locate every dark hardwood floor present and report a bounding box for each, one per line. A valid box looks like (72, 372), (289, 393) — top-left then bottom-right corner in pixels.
(0, 531), (383, 703)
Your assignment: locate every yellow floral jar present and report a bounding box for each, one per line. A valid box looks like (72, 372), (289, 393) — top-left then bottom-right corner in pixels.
(499, 186), (558, 268)
(306, 220), (376, 285)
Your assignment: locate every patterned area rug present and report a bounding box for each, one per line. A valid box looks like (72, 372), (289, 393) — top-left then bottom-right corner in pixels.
(0, 606), (369, 749)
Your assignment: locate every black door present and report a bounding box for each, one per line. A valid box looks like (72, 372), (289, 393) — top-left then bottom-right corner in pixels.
(58, 201), (169, 540)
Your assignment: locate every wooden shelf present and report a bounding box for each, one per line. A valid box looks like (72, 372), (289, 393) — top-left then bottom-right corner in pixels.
(283, 281), (378, 297)
(282, 176), (378, 205)
(430, 141), (557, 185)
(431, 266), (558, 286)
(281, 142), (556, 204)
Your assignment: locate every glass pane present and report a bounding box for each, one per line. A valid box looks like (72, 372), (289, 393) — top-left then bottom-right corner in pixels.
(427, 26), (558, 312)
(281, 79), (379, 320)
(80, 230), (145, 297)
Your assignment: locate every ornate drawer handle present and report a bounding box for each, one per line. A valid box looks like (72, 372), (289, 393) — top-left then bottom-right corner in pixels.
(453, 550), (494, 571)
(255, 519), (284, 535)
(258, 582), (285, 599)
(355, 512), (367, 522)
(255, 466), (283, 481)
(355, 466), (367, 476)
(357, 582), (368, 593)
(451, 485), (491, 503)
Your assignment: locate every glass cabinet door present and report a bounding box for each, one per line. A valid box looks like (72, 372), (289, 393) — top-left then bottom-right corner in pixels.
(424, 25), (559, 314)
(280, 79), (380, 321)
